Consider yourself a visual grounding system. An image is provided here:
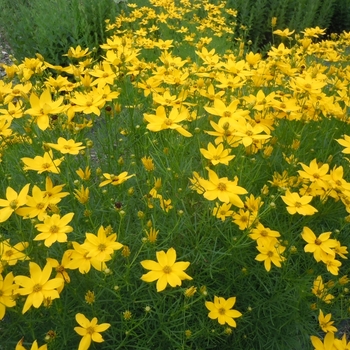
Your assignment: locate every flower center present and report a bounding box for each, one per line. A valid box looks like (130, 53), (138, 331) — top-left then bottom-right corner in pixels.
(218, 307), (226, 315)
(98, 244), (106, 252)
(217, 182), (227, 191)
(50, 225), (59, 234)
(33, 284), (42, 292)
(9, 200), (18, 210)
(260, 230), (268, 237)
(315, 238), (322, 245)
(42, 163), (51, 169)
(163, 265), (172, 274)
(86, 326), (95, 335)
(294, 201), (302, 208)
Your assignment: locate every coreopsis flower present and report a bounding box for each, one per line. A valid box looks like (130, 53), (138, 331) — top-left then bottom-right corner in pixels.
(302, 227), (337, 262)
(255, 239), (286, 272)
(145, 227), (159, 243)
(140, 247), (192, 292)
(310, 332), (335, 350)
(46, 137), (85, 155)
(233, 121), (271, 147)
(21, 150), (62, 174)
(301, 26), (326, 38)
(34, 213), (74, 247)
(336, 134), (350, 154)
(324, 257), (342, 276)
(46, 251), (72, 293)
(16, 185), (49, 221)
(64, 45), (91, 59)
(81, 225), (123, 262)
(248, 223), (281, 246)
(232, 209), (255, 230)
(268, 43), (291, 57)
(74, 185), (90, 204)
(0, 118), (12, 137)
(0, 240), (29, 267)
(14, 262), (63, 313)
(74, 313), (110, 350)
(15, 338), (47, 350)
(66, 242), (109, 273)
(0, 272), (16, 319)
(281, 190), (318, 215)
(273, 28), (295, 37)
(200, 168), (247, 207)
(141, 156), (155, 171)
(298, 159), (329, 188)
(76, 167), (91, 181)
(99, 171), (135, 187)
(312, 276), (334, 303)
(205, 296), (242, 327)
(25, 89), (65, 130)
(70, 91), (103, 116)
(318, 309), (337, 333)
(212, 202), (234, 221)
(200, 142), (235, 165)
(90, 62), (117, 87)
(0, 100), (24, 119)
(144, 105), (192, 137)
(0, 184), (30, 223)
(43, 176), (69, 205)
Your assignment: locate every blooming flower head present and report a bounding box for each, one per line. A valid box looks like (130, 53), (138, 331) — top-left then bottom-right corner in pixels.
(14, 262), (63, 313)
(255, 239), (286, 271)
(302, 226), (337, 262)
(74, 313), (110, 350)
(46, 137), (85, 155)
(21, 150), (62, 174)
(318, 309), (337, 333)
(99, 171), (135, 187)
(312, 276), (334, 303)
(336, 134), (350, 154)
(141, 247), (192, 292)
(81, 225), (123, 262)
(15, 338), (47, 350)
(0, 184), (30, 223)
(281, 190), (318, 215)
(34, 213), (74, 247)
(205, 296), (242, 327)
(0, 272), (17, 319)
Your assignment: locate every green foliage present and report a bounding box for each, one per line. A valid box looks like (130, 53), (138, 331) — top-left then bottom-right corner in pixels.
(227, 0), (338, 50)
(0, 0), (122, 65)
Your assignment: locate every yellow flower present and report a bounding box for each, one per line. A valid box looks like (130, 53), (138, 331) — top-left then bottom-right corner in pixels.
(70, 91), (103, 116)
(205, 296), (242, 327)
(200, 142), (235, 165)
(21, 150), (62, 174)
(281, 190), (318, 215)
(84, 290), (95, 305)
(255, 239), (286, 271)
(43, 176), (69, 205)
(64, 45), (91, 59)
(15, 338), (47, 350)
(336, 134), (350, 154)
(99, 171), (135, 187)
(145, 227), (159, 243)
(141, 156), (155, 171)
(310, 332), (335, 350)
(81, 225), (123, 262)
(46, 251), (72, 293)
(16, 185), (49, 221)
(302, 227), (337, 262)
(249, 223), (280, 246)
(74, 185), (90, 204)
(34, 213), (74, 247)
(0, 184), (30, 223)
(141, 247), (192, 292)
(318, 309), (337, 333)
(273, 28), (295, 37)
(65, 242), (109, 274)
(76, 167), (91, 181)
(25, 89), (65, 130)
(144, 105), (192, 137)
(74, 313), (110, 350)
(212, 202), (233, 221)
(0, 272), (16, 319)
(311, 276), (334, 303)
(201, 168), (247, 207)
(298, 158), (329, 188)
(46, 137), (85, 155)
(0, 239), (29, 267)
(14, 262), (63, 313)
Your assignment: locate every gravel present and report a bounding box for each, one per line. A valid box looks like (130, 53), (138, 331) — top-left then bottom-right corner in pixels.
(0, 30), (14, 77)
